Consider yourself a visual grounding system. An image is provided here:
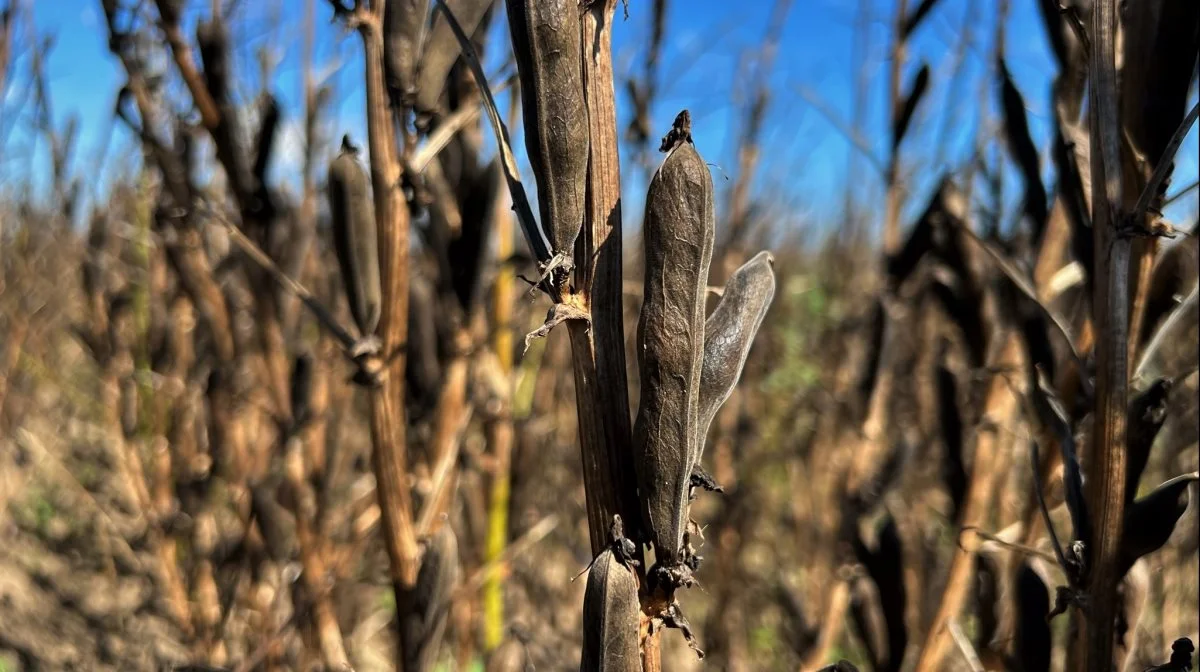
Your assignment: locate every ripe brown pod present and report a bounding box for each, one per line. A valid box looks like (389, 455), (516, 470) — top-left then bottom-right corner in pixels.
(403, 525), (460, 672)
(580, 547), (640, 672)
(327, 136), (382, 338)
(633, 110), (714, 568)
(505, 0), (589, 268)
(695, 250), (776, 465)
(415, 0), (493, 118)
(383, 0), (429, 105)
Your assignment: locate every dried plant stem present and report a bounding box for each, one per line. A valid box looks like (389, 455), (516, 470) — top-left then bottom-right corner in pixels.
(573, 0), (640, 554)
(641, 629), (663, 672)
(1076, 0), (1129, 669)
(483, 155), (517, 651)
(915, 336), (1021, 672)
(355, 6), (421, 606)
(154, 1), (220, 129)
(799, 578), (852, 670)
(414, 349), (471, 537)
(883, 0), (911, 255)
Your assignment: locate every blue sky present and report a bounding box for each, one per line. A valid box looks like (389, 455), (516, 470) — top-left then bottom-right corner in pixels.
(3, 0), (1197, 239)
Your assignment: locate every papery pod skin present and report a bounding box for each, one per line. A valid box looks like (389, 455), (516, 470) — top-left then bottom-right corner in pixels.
(580, 548), (640, 672)
(505, 0), (588, 265)
(633, 110), (714, 567)
(384, 0), (429, 105)
(403, 525), (460, 672)
(327, 137), (382, 338)
(416, 0), (493, 116)
(695, 250), (775, 465)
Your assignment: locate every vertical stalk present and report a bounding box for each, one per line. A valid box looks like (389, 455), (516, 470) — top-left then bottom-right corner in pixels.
(883, 0), (910, 255)
(574, 0), (641, 554)
(1077, 0), (1128, 669)
(483, 157), (516, 651)
(358, 7), (421, 597)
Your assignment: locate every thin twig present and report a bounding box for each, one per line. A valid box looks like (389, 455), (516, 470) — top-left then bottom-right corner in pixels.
(948, 620), (986, 672)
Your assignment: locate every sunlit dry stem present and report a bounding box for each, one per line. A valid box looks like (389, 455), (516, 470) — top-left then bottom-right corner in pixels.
(1076, 0), (1129, 669)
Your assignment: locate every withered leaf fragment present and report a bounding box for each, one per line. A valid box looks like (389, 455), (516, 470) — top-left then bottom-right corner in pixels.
(633, 109), (714, 569)
(506, 0), (589, 270)
(1028, 366), (1090, 556)
(580, 549), (639, 672)
(383, 0), (429, 106)
(695, 250), (776, 466)
(327, 136), (382, 338)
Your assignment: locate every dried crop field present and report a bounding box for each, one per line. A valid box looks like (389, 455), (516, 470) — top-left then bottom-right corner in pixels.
(0, 0), (1196, 670)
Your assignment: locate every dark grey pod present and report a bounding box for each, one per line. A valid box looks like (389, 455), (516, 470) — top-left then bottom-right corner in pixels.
(403, 525), (460, 672)
(580, 548), (640, 672)
(695, 250), (776, 466)
(327, 137), (382, 338)
(633, 111), (714, 568)
(416, 0), (493, 117)
(383, 0), (429, 105)
(506, 0), (588, 265)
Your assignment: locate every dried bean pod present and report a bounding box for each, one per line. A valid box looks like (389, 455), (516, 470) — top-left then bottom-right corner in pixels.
(580, 548), (640, 672)
(403, 525), (460, 672)
(327, 137), (382, 337)
(633, 110), (714, 567)
(695, 250), (775, 466)
(506, 0), (588, 266)
(415, 0), (493, 116)
(1118, 473), (1197, 578)
(384, 0), (429, 105)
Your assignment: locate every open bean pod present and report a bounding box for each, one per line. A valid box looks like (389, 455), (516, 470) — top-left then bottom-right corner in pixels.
(695, 250), (776, 468)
